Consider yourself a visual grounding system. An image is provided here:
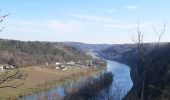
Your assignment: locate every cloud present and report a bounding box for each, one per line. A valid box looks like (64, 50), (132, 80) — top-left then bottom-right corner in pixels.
(70, 14), (126, 24)
(47, 20), (82, 33)
(4, 18), (162, 41)
(4, 19), (83, 34)
(86, 7), (116, 13)
(70, 13), (157, 31)
(6, 17), (155, 36)
(3, 18), (168, 44)
(125, 5), (137, 11)
(4, 20), (48, 33)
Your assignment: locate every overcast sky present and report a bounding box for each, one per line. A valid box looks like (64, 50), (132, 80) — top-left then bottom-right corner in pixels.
(0, 0), (169, 44)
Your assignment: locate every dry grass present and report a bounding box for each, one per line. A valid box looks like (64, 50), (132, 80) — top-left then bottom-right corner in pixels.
(0, 66), (103, 99)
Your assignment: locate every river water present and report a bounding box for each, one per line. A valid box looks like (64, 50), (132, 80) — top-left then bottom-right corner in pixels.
(88, 51), (133, 99)
(20, 54), (133, 100)
(106, 60), (133, 99)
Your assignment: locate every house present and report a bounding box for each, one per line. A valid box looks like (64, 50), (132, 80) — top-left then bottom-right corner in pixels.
(0, 66), (4, 72)
(55, 62), (60, 65)
(67, 61), (75, 65)
(3, 64), (15, 70)
(10, 65), (14, 69)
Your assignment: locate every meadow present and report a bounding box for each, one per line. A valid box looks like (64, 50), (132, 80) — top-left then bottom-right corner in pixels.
(0, 66), (104, 99)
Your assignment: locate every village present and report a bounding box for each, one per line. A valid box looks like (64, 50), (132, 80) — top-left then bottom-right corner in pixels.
(0, 64), (15, 72)
(0, 59), (106, 72)
(45, 60), (98, 71)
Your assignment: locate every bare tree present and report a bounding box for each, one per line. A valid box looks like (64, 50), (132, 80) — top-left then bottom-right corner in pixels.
(0, 68), (27, 88)
(131, 20), (166, 100)
(0, 11), (27, 88)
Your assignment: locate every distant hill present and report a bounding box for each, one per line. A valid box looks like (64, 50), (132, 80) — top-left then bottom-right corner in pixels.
(64, 42), (112, 52)
(0, 39), (92, 67)
(98, 44), (136, 61)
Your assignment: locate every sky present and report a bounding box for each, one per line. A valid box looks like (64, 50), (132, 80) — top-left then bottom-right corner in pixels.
(0, 0), (169, 44)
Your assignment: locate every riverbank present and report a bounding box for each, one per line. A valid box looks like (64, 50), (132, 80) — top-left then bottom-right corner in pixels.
(0, 66), (106, 99)
(103, 46), (170, 100)
(64, 72), (113, 100)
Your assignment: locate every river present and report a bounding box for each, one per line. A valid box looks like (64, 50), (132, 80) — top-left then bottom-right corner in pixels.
(20, 60), (133, 100)
(88, 51), (133, 99)
(106, 60), (133, 99)
(20, 54), (133, 100)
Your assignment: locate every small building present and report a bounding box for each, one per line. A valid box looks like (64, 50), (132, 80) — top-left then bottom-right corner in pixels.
(10, 65), (14, 69)
(3, 64), (14, 70)
(67, 61), (75, 65)
(0, 66), (4, 72)
(55, 62), (60, 65)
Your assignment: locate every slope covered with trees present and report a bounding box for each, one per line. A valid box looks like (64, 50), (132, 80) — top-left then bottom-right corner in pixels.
(0, 39), (92, 67)
(64, 42), (112, 52)
(99, 43), (170, 100)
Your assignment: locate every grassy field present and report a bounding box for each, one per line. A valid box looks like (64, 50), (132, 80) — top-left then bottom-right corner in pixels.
(0, 66), (104, 99)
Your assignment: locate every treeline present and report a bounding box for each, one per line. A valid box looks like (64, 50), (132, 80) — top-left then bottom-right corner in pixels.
(64, 72), (113, 100)
(0, 39), (91, 67)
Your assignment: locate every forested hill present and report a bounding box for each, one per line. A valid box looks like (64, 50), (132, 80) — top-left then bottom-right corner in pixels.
(64, 42), (112, 52)
(99, 43), (170, 100)
(98, 44), (136, 61)
(0, 39), (92, 67)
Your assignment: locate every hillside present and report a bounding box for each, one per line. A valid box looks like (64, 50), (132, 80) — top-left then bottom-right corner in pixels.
(98, 44), (136, 61)
(64, 42), (112, 52)
(0, 39), (92, 67)
(99, 43), (170, 100)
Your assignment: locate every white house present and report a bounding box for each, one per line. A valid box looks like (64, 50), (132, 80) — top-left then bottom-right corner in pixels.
(67, 61), (75, 65)
(55, 62), (60, 65)
(0, 66), (4, 72)
(5, 65), (10, 69)
(10, 65), (14, 69)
